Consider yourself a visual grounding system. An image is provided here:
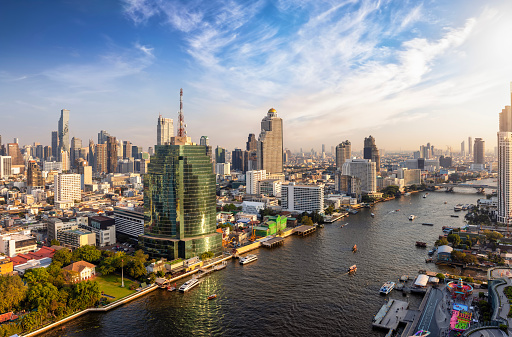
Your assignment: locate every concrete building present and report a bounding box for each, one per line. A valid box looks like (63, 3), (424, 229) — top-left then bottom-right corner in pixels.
(114, 207), (144, 238)
(95, 143), (107, 173)
(98, 130), (110, 145)
(241, 201), (265, 215)
(281, 183), (324, 213)
(342, 159), (377, 193)
(257, 108), (283, 174)
(397, 168), (421, 186)
(363, 136), (380, 172)
(0, 233), (37, 257)
(157, 115), (173, 146)
(468, 136), (472, 156)
(14, 257), (52, 276)
(52, 131), (59, 159)
(60, 149), (69, 171)
(498, 84), (512, 226)
(27, 160), (44, 191)
(62, 261), (96, 281)
(58, 109), (70, 152)
(0, 156), (12, 178)
(473, 138), (485, 165)
(216, 163), (230, 176)
(335, 174), (362, 200)
(85, 216), (116, 247)
(54, 173), (81, 208)
(107, 136), (117, 174)
(57, 227), (96, 248)
(232, 148), (247, 172)
(335, 140), (351, 171)
(258, 179), (282, 197)
(246, 170), (267, 195)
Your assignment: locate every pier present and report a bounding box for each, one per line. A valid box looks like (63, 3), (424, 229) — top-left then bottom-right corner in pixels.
(293, 225), (316, 236)
(261, 237), (285, 248)
(372, 299), (411, 333)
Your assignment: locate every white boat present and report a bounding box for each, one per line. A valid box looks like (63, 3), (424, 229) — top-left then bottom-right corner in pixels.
(179, 278), (200, 292)
(422, 194), (427, 198)
(370, 213), (375, 217)
(239, 254), (258, 265)
(409, 215), (416, 220)
(454, 204), (462, 211)
(380, 281), (395, 294)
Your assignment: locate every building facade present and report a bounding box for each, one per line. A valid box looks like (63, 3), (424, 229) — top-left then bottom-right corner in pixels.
(58, 109), (70, 152)
(473, 138), (485, 164)
(246, 170), (267, 195)
(363, 136), (380, 172)
(0, 156), (12, 178)
(257, 108), (283, 174)
(54, 173), (81, 204)
(114, 207), (144, 238)
(157, 116), (173, 146)
(342, 159), (377, 193)
(281, 183), (324, 213)
(335, 140), (351, 171)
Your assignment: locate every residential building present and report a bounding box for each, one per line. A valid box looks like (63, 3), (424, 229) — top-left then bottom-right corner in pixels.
(335, 174), (362, 200)
(51, 131), (59, 158)
(216, 162), (230, 176)
(0, 233), (37, 257)
(246, 170), (267, 195)
(474, 138), (485, 164)
(107, 136), (117, 174)
(342, 159), (377, 193)
(62, 261), (96, 281)
(95, 143), (107, 173)
(257, 108), (283, 174)
(54, 173), (81, 207)
(468, 137), (472, 156)
(397, 168), (421, 186)
(58, 109), (70, 152)
(57, 227), (96, 248)
(335, 140), (351, 171)
(363, 136), (380, 172)
(215, 146), (226, 163)
(281, 183), (324, 213)
(0, 156), (12, 178)
(85, 216), (116, 247)
(498, 84), (512, 226)
(27, 160), (44, 191)
(0, 257), (13, 275)
(114, 206), (144, 238)
(157, 115), (173, 145)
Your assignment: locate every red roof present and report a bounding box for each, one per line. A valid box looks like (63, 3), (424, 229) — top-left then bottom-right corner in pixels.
(0, 312), (18, 323)
(10, 247), (56, 266)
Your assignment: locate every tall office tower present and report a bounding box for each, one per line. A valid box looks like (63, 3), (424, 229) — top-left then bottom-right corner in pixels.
(461, 141), (465, 156)
(88, 139), (95, 170)
(215, 146), (226, 163)
(232, 149), (248, 172)
(44, 146), (52, 160)
(54, 173), (81, 203)
(0, 135), (2, 155)
(35, 145), (44, 160)
(335, 140), (351, 171)
(363, 136), (381, 172)
(246, 133), (257, 152)
(342, 159), (377, 193)
(0, 156), (12, 178)
(200, 136), (209, 146)
(98, 130), (110, 144)
(27, 160), (44, 190)
(498, 83), (512, 228)
(51, 131), (59, 159)
(131, 145), (142, 160)
(95, 143), (107, 173)
(116, 139), (123, 158)
(473, 138), (485, 164)
(157, 115), (174, 146)
(140, 134), (221, 259)
(322, 144), (325, 154)
(148, 147), (154, 156)
(123, 141), (132, 159)
(257, 108), (283, 174)
(60, 150), (70, 171)
(14, 138), (19, 144)
(70, 137), (82, 169)
(106, 136), (117, 174)
(468, 137), (472, 156)
(58, 109), (70, 152)
(7, 143), (23, 165)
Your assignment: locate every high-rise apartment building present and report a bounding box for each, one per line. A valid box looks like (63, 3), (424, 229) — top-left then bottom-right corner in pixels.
(0, 156), (12, 178)
(232, 148), (247, 172)
(140, 140), (221, 260)
(51, 131), (59, 159)
(95, 143), (107, 173)
(246, 133), (257, 152)
(98, 130), (110, 145)
(215, 146), (226, 163)
(7, 143), (23, 165)
(70, 137), (82, 169)
(60, 150), (70, 171)
(54, 173), (81, 203)
(200, 136), (209, 146)
(123, 141), (132, 159)
(468, 137), (473, 156)
(281, 183), (324, 213)
(498, 84), (512, 227)
(157, 115), (173, 146)
(107, 136), (117, 174)
(257, 108), (283, 174)
(363, 136), (380, 172)
(335, 141), (351, 171)
(44, 146), (52, 160)
(27, 160), (44, 190)
(58, 109), (70, 152)
(473, 138), (485, 165)
(246, 170), (267, 195)
(342, 159), (377, 193)
(461, 141), (465, 156)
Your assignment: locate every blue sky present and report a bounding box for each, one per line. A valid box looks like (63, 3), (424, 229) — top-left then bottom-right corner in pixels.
(1, 0), (512, 153)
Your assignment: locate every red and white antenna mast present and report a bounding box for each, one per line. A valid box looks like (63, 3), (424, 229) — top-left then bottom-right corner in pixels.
(178, 88), (186, 137)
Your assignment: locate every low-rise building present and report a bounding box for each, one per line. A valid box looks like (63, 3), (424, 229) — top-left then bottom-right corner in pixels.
(114, 206), (144, 238)
(62, 261), (96, 281)
(14, 257), (52, 276)
(242, 201), (265, 215)
(0, 256), (13, 275)
(57, 227), (96, 248)
(85, 215), (116, 247)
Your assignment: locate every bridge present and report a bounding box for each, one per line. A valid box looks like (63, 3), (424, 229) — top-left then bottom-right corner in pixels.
(427, 183), (497, 193)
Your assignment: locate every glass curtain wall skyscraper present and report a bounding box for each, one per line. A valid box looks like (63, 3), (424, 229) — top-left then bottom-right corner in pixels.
(58, 109), (70, 152)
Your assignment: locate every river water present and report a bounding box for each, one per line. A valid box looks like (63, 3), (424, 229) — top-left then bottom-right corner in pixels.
(42, 184), (492, 337)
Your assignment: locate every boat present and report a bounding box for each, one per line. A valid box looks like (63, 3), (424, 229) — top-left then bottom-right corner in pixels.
(444, 201), (448, 204)
(409, 215), (416, 220)
(340, 223), (348, 228)
(167, 283), (177, 291)
(179, 278), (200, 292)
(425, 257), (433, 263)
(352, 244), (357, 252)
(450, 215), (459, 218)
(395, 209), (400, 212)
(422, 194), (427, 198)
(347, 264), (357, 273)
(207, 294), (217, 300)
(370, 213), (375, 217)
(239, 254), (258, 265)
(421, 223), (434, 226)
(348, 209), (358, 215)
(415, 241), (427, 247)
(214, 261), (227, 271)
(400, 275), (409, 282)
(379, 281), (396, 295)
(454, 204), (462, 211)
(395, 283), (404, 291)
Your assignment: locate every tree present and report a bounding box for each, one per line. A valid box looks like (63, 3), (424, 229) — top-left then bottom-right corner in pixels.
(324, 205), (335, 215)
(436, 238), (449, 246)
(436, 273), (445, 281)
(72, 245), (102, 263)
(50, 239), (60, 246)
(98, 257), (117, 275)
(52, 249), (72, 266)
(483, 230), (503, 241)
(301, 216), (314, 226)
(447, 233), (461, 247)
(157, 270), (165, 278)
(0, 275), (27, 313)
(381, 185), (400, 197)
(451, 251), (466, 262)
(24, 267), (51, 286)
(127, 259), (147, 279)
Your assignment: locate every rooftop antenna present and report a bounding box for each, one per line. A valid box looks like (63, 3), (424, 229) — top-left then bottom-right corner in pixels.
(178, 88), (186, 137)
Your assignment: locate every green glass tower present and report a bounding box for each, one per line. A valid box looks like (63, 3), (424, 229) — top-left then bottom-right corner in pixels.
(140, 143), (222, 260)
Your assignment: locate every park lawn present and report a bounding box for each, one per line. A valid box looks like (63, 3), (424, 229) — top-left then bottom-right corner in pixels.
(95, 274), (137, 299)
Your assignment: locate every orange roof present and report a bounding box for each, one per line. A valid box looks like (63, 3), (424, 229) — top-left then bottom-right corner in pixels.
(63, 261), (96, 274)
(0, 312), (18, 323)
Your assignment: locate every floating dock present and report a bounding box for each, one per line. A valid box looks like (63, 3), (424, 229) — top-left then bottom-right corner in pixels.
(294, 225), (317, 236)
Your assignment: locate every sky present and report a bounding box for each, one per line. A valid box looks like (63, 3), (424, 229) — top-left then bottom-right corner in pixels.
(1, 0), (512, 153)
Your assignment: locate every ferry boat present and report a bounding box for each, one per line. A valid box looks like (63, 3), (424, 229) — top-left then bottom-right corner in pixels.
(379, 281), (395, 295)
(207, 294), (217, 300)
(422, 194), (427, 198)
(179, 278), (200, 292)
(239, 254), (258, 265)
(352, 244), (357, 252)
(347, 264), (357, 273)
(409, 215), (416, 220)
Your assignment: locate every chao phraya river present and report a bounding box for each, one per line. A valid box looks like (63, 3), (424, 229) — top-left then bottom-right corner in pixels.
(42, 186), (490, 337)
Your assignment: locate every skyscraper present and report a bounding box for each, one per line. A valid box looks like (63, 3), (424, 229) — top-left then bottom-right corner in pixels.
(51, 131), (59, 159)
(27, 160), (44, 191)
(232, 148), (247, 172)
(157, 115), (173, 146)
(95, 143), (107, 173)
(58, 109), (70, 152)
(70, 137), (82, 169)
(98, 130), (110, 145)
(473, 138), (485, 165)
(335, 140), (351, 171)
(215, 146), (225, 163)
(123, 141), (132, 159)
(257, 108), (283, 174)
(342, 159), (377, 193)
(7, 143), (23, 165)
(498, 84), (512, 229)
(461, 140), (465, 156)
(246, 134), (257, 152)
(107, 136), (117, 174)
(200, 136), (209, 146)
(468, 137), (472, 156)
(322, 144), (325, 154)
(88, 139), (95, 170)
(363, 136), (380, 171)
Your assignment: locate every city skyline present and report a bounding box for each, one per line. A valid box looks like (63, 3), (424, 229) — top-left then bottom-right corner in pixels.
(1, 1), (512, 151)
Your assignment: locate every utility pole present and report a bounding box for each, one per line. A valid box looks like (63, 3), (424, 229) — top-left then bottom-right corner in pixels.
(121, 258), (124, 287)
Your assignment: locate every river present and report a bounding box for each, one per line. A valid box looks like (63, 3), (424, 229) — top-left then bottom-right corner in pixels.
(41, 184), (492, 337)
